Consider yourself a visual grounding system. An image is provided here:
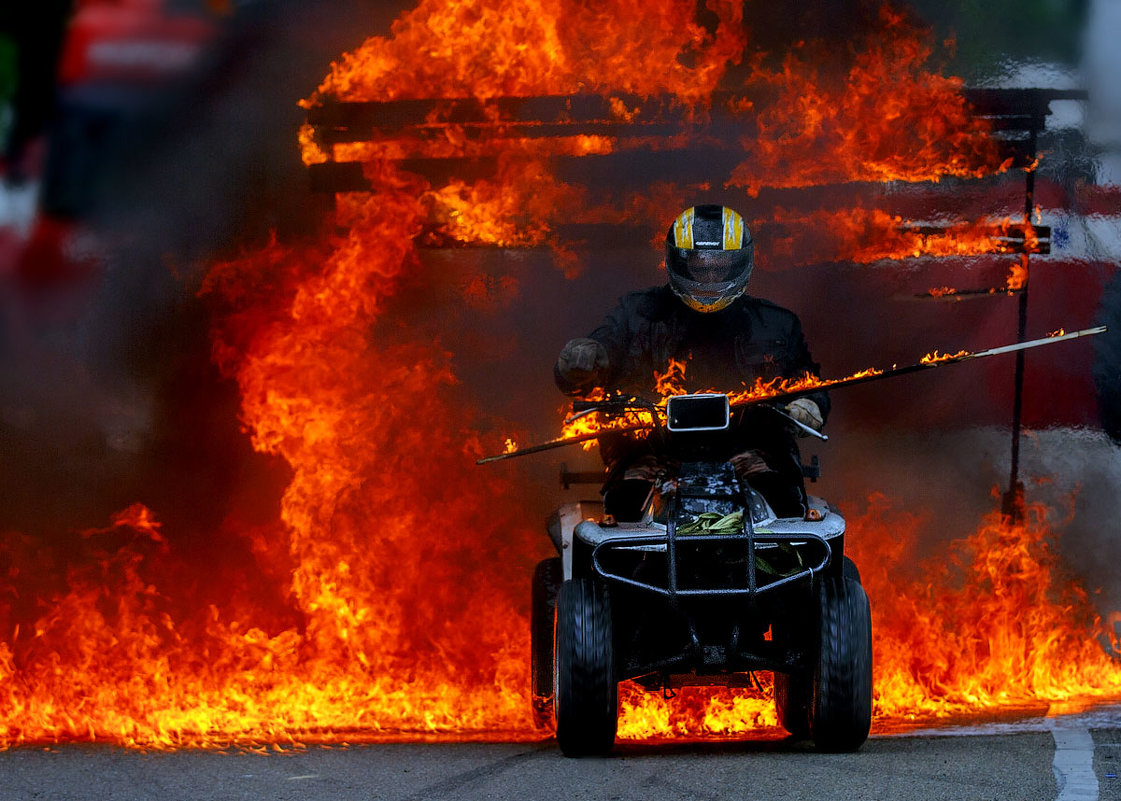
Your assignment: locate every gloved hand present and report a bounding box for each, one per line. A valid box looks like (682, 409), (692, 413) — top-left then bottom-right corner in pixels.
(784, 397), (823, 434)
(556, 338), (609, 390)
(729, 449), (772, 479)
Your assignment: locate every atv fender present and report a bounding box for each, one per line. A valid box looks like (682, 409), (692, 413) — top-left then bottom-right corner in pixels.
(547, 501), (604, 580)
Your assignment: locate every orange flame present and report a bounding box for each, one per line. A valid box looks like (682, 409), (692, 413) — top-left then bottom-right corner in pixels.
(653, 356), (690, 398)
(920, 349), (970, 364)
(852, 495), (1121, 717)
(303, 0), (745, 105)
(1007, 253), (1030, 291)
(726, 8), (1006, 194)
(0, 0), (1115, 750)
(299, 3), (1013, 254)
(765, 209), (1047, 269)
(79, 502), (167, 544)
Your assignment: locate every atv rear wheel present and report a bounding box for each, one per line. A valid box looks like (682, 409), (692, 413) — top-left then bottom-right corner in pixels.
(774, 670), (811, 739)
(554, 577), (617, 757)
(811, 575), (873, 752)
(531, 558), (562, 730)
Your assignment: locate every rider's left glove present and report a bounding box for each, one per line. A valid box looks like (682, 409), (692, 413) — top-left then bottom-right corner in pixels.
(555, 338), (610, 396)
(784, 397), (824, 434)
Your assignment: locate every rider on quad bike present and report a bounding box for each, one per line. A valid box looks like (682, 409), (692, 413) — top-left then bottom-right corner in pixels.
(535, 205), (872, 757)
(555, 204), (830, 519)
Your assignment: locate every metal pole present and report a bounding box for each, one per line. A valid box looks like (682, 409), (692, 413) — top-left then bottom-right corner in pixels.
(1003, 128), (1038, 521)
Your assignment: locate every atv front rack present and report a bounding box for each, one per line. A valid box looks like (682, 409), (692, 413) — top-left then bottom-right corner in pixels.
(590, 462), (832, 598)
(591, 529), (831, 599)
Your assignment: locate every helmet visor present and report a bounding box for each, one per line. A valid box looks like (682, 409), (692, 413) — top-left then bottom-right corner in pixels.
(667, 247), (750, 284)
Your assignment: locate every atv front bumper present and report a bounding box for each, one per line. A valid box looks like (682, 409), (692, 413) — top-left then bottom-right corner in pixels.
(574, 502), (844, 599)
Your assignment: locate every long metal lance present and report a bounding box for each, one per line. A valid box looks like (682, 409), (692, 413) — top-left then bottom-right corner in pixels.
(742, 326), (1108, 406)
(477, 325), (1107, 465)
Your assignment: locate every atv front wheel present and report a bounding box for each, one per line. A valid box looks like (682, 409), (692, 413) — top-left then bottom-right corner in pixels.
(554, 577), (617, 756)
(811, 575), (873, 751)
(842, 555), (861, 585)
(531, 558), (562, 730)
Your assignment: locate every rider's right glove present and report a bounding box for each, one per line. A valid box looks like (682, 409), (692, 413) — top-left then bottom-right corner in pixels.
(784, 397), (824, 434)
(555, 338), (609, 395)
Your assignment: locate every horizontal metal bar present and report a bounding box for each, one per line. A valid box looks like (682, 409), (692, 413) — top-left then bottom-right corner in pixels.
(306, 88), (1086, 135)
(900, 225), (1049, 238)
(592, 532), (832, 547)
(306, 140), (1029, 191)
(961, 88), (1089, 117)
(308, 161), (367, 192)
(987, 116), (1048, 133)
(909, 287), (1026, 300)
(897, 224), (1051, 255)
(315, 120), (686, 145)
(592, 566), (820, 598)
(306, 93), (693, 130)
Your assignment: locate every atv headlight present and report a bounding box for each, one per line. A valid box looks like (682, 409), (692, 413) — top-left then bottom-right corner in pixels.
(666, 393), (730, 432)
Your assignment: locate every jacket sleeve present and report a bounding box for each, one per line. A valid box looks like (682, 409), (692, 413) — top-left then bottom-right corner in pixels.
(785, 315), (831, 424)
(554, 294), (636, 395)
(587, 296), (637, 386)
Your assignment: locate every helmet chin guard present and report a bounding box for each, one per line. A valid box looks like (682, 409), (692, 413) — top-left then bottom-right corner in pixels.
(665, 205), (754, 313)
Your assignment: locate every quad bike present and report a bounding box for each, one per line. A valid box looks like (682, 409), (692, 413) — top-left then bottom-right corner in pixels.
(491, 327), (1106, 757)
(531, 393), (872, 756)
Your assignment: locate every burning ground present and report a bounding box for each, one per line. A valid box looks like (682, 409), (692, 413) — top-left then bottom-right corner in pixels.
(1, 0), (1119, 747)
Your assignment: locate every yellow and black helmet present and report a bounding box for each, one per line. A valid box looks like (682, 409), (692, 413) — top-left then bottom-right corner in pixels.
(665, 205), (754, 313)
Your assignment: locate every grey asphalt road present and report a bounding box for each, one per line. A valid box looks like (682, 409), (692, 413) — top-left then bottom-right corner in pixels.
(2, 707), (1119, 801)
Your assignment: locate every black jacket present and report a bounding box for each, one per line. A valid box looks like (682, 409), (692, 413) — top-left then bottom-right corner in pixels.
(556, 285), (830, 422)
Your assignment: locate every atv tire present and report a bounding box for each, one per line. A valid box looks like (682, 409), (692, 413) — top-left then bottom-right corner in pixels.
(811, 575), (873, 752)
(843, 555), (861, 585)
(531, 558), (562, 730)
(774, 670), (812, 739)
(554, 577), (617, 757)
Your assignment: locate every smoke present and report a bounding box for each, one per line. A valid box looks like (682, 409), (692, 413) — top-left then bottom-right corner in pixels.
(0, 0), (406, 533)
(1026, 428), (1121, 614)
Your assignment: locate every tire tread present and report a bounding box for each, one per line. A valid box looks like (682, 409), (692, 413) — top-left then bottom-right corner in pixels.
(555, 578), (616, 756)
(531, 558), (562, 729)
(812, 575), (873, 752)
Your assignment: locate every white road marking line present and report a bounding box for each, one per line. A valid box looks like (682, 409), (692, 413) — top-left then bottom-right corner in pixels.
(1048, 721), (1099, 801)
(886, 702), (1121, 739)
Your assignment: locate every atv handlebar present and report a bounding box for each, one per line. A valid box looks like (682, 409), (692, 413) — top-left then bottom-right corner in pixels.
(566, 395), (663, 426)
(570, 395), (661, 414)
